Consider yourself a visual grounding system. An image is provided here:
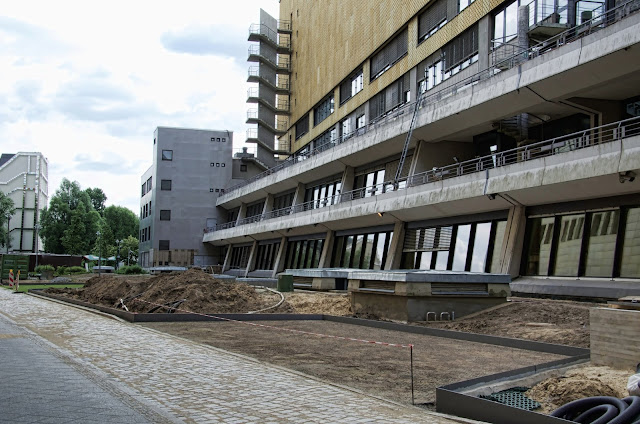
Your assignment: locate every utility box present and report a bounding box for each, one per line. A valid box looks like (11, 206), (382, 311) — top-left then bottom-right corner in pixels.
(0, 254), (30, 283)
(277, 274), (294, 292)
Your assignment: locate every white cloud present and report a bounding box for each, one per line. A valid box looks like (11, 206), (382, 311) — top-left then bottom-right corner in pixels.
(0, 0), (280, 213)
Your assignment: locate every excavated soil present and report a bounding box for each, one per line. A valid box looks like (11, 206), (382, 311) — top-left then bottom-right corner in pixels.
(44, 269), (353, 315)
(418, 298), (591, 348)
(527, 365), (632, 413)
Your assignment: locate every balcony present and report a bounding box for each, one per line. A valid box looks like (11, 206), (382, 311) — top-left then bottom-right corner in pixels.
(247, 45), (291, 73)
(246, 109), (288, 136)
(247, 66), (291, 94)
(204, 116), (640, 241)
(247, 87), (290, 114)
(248, 23), (291, 53)
(220, 1), (640, 202)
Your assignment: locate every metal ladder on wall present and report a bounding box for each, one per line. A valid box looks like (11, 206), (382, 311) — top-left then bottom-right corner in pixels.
(394, 83), (426, 185)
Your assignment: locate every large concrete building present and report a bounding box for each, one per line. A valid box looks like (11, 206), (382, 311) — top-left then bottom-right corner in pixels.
(0, 152), (48, 254)
(205, 0), (640, 310)
(139, 127), (239, 269)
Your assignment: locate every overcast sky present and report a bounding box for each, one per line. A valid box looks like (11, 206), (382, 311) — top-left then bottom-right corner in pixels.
(1, 0), (279, 214)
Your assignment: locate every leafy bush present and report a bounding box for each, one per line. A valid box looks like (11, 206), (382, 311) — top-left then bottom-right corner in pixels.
(116, 265), (146, 275)
(35, 265), (55, 273)
(66, 266), (86, 274)
(55, 266), (67, 276)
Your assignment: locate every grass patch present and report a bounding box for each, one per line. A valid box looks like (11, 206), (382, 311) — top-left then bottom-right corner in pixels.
(0, 284), (84, 292)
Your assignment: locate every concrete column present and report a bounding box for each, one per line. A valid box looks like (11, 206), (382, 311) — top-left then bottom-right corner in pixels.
(317, 230), (335, 268)
(340, 166), (354, 201)
(478, 15), (491, 71)
(518, 6), (529, 56)
(222, 244), (233, 272)
(290, 182), (305, 213)
(263, 193), (274, 215)
(236, 203), (247, 223)
(409, 67), (417, 103)
(408, 140), (426, 176)
(500, 205), (526, 278)
(270, 236), (288, 278)
(244, 241), (259, 277)
(385, 221), (406, 270)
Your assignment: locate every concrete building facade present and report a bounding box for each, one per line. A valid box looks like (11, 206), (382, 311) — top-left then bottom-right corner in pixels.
(0, 152), (48, 253)
(139, 127), (234, 269)
(205, 0), (640, 302)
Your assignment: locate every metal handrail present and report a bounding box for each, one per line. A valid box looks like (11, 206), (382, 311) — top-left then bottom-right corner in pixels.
(249, 23), (278, 44)
(205, 116), (640, 234)
(224, 0), (639, 197)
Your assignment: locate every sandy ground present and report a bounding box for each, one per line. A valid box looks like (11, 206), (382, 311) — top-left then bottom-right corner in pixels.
(43, 272), (634, 413)
(140, 319), (566, 405)
(417, 298), (591, 348)
(527, 365), (633, 413)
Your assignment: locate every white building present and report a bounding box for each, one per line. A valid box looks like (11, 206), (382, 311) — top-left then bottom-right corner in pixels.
(0, 152), (48, 253)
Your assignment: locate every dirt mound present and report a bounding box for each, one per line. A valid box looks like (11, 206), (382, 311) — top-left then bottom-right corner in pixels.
(422, 299), (591, 347)
(527, 365), (631, 413)
(46, 268), (283, 314)
(284, 292), (351, 315)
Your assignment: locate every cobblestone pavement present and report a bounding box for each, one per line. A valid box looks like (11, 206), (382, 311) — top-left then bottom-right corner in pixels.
(0, 290), (472, 423)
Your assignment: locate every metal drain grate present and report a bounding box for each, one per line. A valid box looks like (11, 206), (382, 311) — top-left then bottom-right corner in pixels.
(479, 387), (541, 411)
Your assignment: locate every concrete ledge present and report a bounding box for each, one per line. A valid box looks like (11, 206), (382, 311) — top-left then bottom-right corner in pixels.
(237, 277), (278, 289)
(283, 268), (510, 284)
(511, 277), (640, 299)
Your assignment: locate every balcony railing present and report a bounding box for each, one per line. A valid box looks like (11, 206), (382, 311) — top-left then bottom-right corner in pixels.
(221, 0), (640, 198)
(277, 20), (292, 32)
(527, 0), (569, 27)
(205, 116), (640, 234)
(249, 23), (278, 44)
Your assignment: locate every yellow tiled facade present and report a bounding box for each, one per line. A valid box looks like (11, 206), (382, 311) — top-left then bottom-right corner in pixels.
(279, 0), (499, 152)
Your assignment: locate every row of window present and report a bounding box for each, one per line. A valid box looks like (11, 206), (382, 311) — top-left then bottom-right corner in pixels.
(284, 238), (325, 270)
(332, 230), (393, 270)
(210, 162), (226, 167)
(211, 137), (227, 142)
(223, 199), (640, 278)
(140, 226), (151, 243)
(141, 200), (152, 219)
(401, 220), (506, 273)
(524, 208), (640, 278)
(141, 177), (152, 197)
(294, 0), (481, 142)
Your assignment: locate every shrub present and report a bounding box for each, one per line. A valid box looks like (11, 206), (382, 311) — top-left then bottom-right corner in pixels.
(35, 265), (55, 273)
(116, 265), (146, 275)
(66, 266), (86, 274)
(55, 266), (67, 276)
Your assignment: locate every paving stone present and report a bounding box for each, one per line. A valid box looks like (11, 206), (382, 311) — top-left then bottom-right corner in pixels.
(0, 290), (470, 423)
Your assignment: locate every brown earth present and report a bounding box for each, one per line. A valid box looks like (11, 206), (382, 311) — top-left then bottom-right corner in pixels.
(527, 365), (632, 413)
(44, 269), (353, 315)
(417, 298), (591, 348)
(140, 319), (566, 405)
(45, 272), (627, 412)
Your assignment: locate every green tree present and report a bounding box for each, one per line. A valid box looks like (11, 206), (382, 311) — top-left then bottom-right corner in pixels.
(0, 192), (16, 250)
(93, 222), (115, 258)
(119, 235), (139, 265)
(103, 205), (139, 241)
(85, 187), (107, 215)
(61, 202), (89, 255)
(40, 179), (100, 254)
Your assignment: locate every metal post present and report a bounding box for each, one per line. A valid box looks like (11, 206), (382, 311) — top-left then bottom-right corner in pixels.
(96, 230), (101, 274)
(6, 214), (10, 253)
(410, 344), (415, 405)
(34, 224), (40, 271)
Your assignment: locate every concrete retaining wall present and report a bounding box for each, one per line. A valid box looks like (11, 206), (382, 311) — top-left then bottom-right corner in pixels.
(590, 307), (640, 370)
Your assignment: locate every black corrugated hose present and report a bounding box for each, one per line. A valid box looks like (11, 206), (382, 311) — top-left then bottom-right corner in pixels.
(550, 396), (640, 424)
